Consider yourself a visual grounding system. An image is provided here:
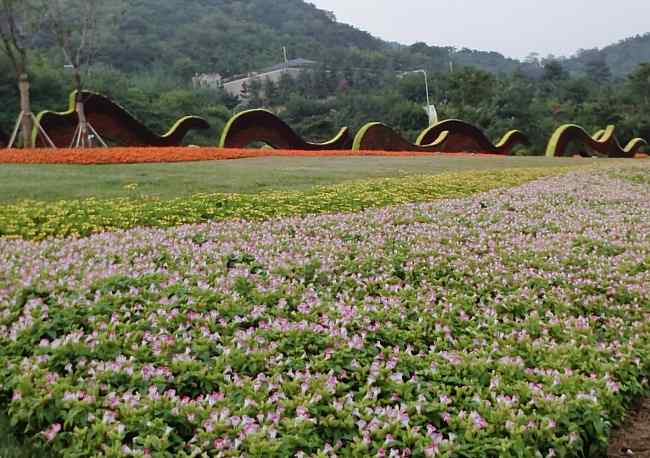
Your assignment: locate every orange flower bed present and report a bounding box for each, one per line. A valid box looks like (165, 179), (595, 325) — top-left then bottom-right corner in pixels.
(0, 147), (506, 165)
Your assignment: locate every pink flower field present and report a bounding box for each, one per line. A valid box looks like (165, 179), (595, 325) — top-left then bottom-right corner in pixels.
(2, 166), (650, 456)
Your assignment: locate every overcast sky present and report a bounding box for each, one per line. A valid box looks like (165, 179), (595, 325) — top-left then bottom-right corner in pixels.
(309, 0), (650, 60)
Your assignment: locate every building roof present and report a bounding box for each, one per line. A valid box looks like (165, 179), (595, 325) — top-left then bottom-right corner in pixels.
(221, 58), (317, 85)
(264, 58), (317, 73)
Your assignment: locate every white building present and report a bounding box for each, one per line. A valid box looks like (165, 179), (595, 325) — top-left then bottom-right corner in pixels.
(192, 73), (223, 89)
(193, 59), (316, 99)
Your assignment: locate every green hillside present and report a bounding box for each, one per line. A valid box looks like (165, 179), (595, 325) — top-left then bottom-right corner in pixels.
(93, 0), (650, 79)
(567, 34), (650, 77)
(89, 0), (521, 79)
(100, 0), (384, 76)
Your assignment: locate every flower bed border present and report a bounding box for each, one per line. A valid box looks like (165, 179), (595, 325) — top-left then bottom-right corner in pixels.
(0, 147), (513, 165)
(0, 167), (575, 240)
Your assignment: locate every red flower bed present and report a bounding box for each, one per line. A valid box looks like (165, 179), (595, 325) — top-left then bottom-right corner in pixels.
(0, 147), (505, 165)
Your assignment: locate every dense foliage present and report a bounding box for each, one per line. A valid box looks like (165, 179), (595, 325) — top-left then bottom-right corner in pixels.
(2, 166), (650, 456)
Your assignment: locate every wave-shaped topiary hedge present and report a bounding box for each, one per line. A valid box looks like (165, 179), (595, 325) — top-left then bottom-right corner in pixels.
(351, 120), (529, 154)
(546, 124), (647, 158)
(33, 91), (210, 148)
(351, 122), (448, 152)
(416, 119), (530, 154)
(219, 109), (352, 150)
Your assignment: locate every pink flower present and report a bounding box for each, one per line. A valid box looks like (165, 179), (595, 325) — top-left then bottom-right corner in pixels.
(103, 410), (117, 423)
(469, 411), (487, 430)
(43, 423), (61, 442)
(424, 444), (439, 457)
(606, 380), (620, 393)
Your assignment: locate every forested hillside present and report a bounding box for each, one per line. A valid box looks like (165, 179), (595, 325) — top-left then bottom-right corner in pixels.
(100, 0), (384, 76)
(566, 34), (650, 77)
(29, 0), (519, 79)
(72, 0), (650, 81)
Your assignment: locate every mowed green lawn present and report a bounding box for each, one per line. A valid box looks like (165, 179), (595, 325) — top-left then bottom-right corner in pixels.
(0, 155), (601, 203)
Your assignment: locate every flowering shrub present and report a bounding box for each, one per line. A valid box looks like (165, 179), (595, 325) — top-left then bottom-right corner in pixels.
(0, 147), (479, 165)
(0, 167), (571, 240)
(2, 167), (650, 456)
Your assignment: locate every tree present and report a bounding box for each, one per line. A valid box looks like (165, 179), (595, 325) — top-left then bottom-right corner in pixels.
(44, 0), (122, 147)
(562, 77), (591, 105)
(245, 78), (264, 107)
(277, 71), (295, 103)
(524, 52), (541, 66)
(0, 0), (51, 147)
(446, 67), (496, 107)
(398, 73), (428, 104)
(387, 100), (428, 135)
(628, 63), (650, 106)
(542, 59), (569, 82)
(584, 57), (611, 83)
(409, 42), (430, 56)
(262, 77), (279, 105)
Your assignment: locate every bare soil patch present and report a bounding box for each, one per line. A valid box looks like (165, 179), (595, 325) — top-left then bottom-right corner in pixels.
(609, 399), (650, 457)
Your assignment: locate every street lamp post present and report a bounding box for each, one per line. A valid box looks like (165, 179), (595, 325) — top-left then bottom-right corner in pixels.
(413, 69), (436, 126)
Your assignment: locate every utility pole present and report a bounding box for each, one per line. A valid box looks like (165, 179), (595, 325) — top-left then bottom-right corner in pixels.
(282, 46), (289, 72)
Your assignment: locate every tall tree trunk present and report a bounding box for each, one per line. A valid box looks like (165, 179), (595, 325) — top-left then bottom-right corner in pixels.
(76, 99), (88, 147)
(73, 68), (89, 147)
(18, 73), (33, 148)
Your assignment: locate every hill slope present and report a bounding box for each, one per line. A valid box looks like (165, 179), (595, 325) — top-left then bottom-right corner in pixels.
(95, 0), (520, 78)
(101, 0), (382, 76)
(566, 33), (650, 77)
